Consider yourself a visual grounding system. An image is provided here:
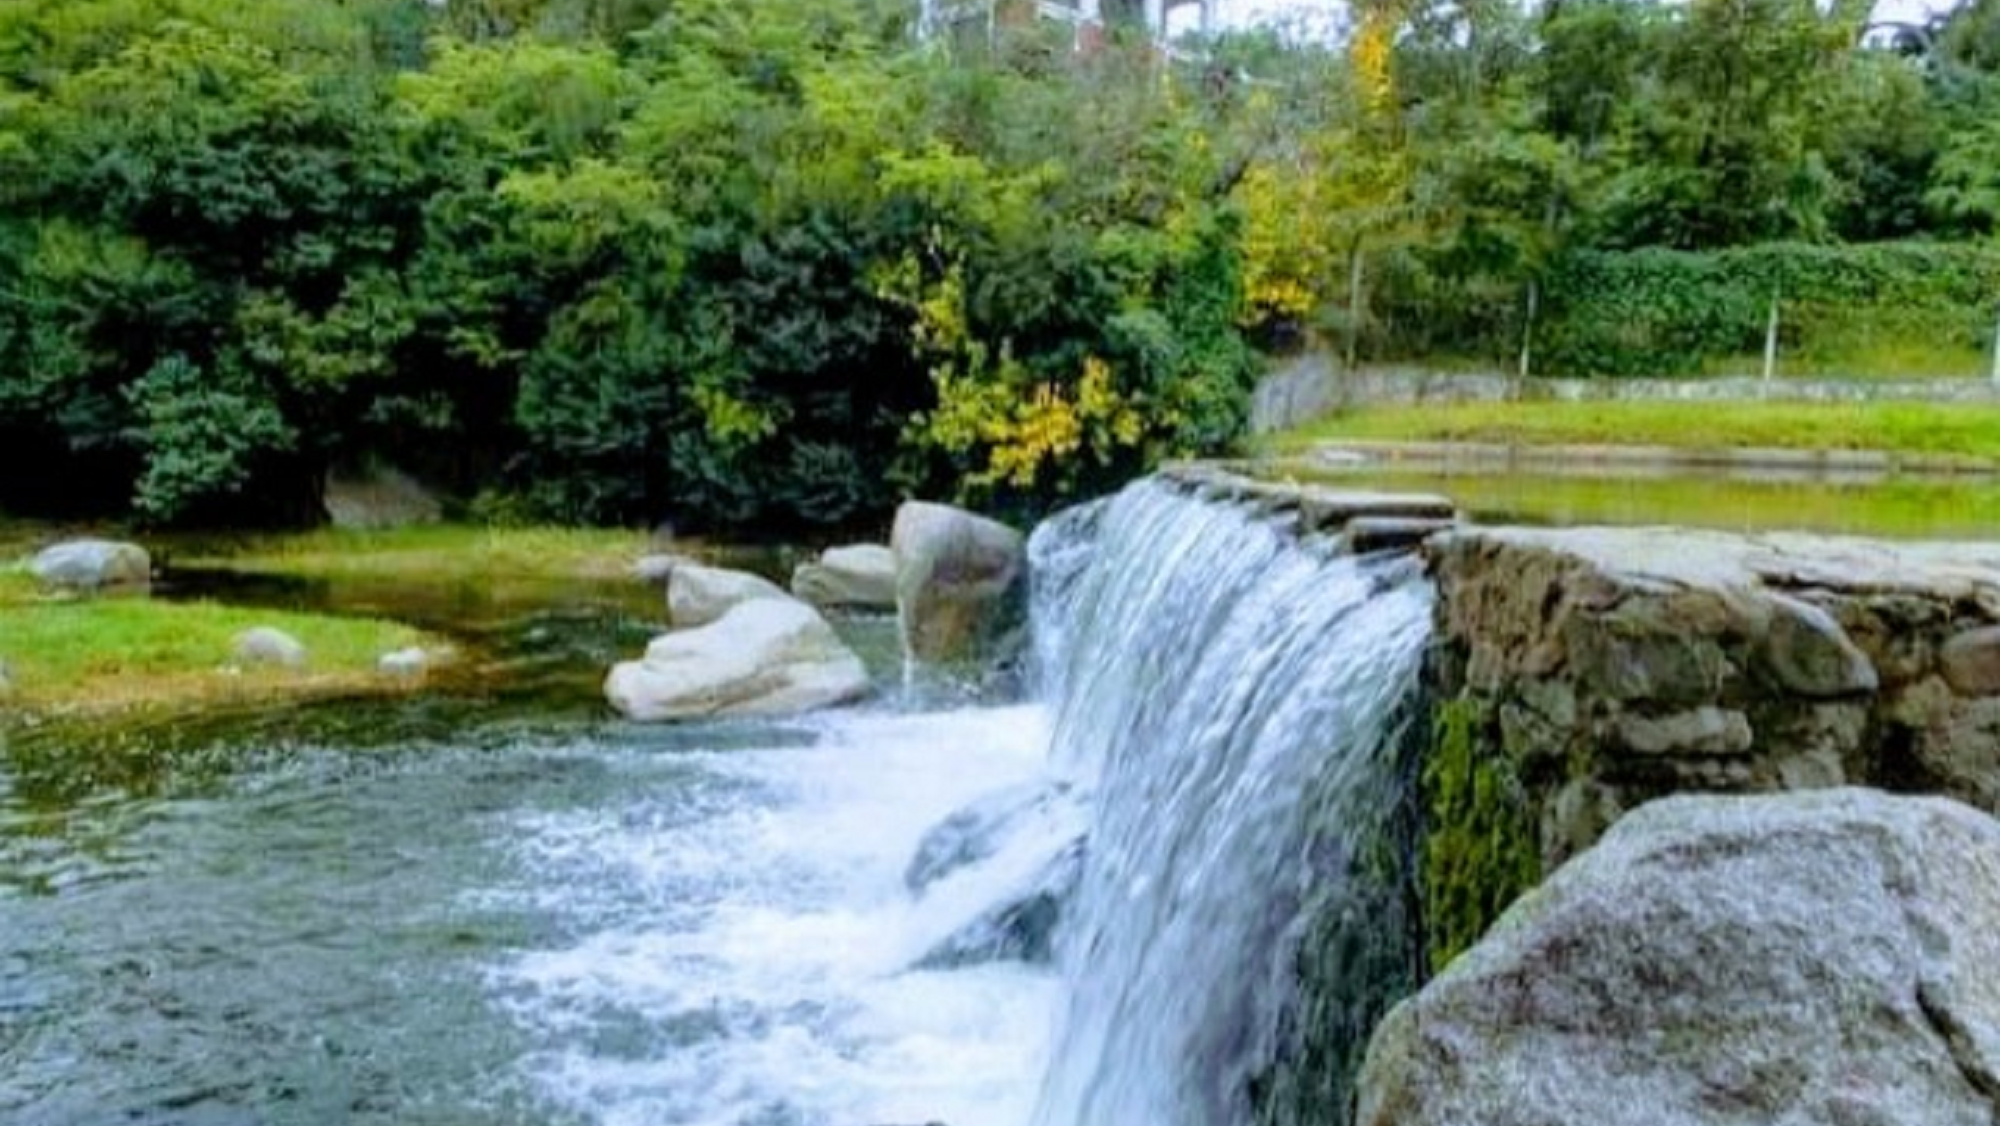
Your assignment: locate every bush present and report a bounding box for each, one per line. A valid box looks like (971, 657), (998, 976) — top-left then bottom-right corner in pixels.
(1370, 241), (2000, 377)
(0, 0), (1263, 530)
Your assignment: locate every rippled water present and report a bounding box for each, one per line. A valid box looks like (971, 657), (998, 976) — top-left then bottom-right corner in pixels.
(5, 479), (1444, 1126)
(1, 701), (1058, 1126)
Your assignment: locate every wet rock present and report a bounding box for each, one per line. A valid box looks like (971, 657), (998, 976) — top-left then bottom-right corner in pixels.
(668, 564), (789, 629)
(907, 783), (1045, 892)
(1763, 594), (1878, 697)
(605, 599), (869, 722)
(1614, 706), (1753, 756)
(1338, 516), (1456, 555)
(1298, 490), (1455, 532)
(1941, 625), (2000, 697)
(914, 838), (1083, 969)
(1564, 598), (1735, 704)
(233, 627), (307, 669)
(1359, 789), (2000, 1126)
(892, 502), (1025, 665)
(30, 539), (150, 594)
(792, 544), (897, 610)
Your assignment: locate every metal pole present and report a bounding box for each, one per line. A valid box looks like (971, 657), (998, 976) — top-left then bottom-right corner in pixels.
(1762, 289), (1780, 390)
(1518, 279), (1538, 390)
(1990, 305), (2000, 385)
(1345, 243), (1365, 374)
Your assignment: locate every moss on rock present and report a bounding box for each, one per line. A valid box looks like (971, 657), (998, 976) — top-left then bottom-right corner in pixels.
(1421, 694), (1542, 972)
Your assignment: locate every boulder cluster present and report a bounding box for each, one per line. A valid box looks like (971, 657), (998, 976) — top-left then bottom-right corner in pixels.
(603, 499), (1025, 721)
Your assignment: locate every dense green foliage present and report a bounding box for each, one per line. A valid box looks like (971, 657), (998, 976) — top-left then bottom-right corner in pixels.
(0, 0), (1257, 527)
(1232, 0), (2000, 377)
(7, 0), (2000, 528)
(1390, 242), (2000, 376)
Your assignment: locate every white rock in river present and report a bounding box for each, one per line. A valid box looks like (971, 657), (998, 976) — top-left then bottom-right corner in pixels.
(791, 544), (898, 609)
(1358, 788), (2000, 1126)
(668, 563), (789, 628)
(631, 553), (691, 586)
(605, 598), (870, 721)
(233, 627), (307, 669)
(30, 539), (151, 593)
(378, 648), (431, 678)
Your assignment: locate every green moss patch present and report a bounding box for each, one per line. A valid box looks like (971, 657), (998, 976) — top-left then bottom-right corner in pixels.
(1421, 695), (1543, 973)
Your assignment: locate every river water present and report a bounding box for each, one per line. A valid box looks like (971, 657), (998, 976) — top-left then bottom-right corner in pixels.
(2, 698), (1060, 1125)
(3, 478), (1438, 1126)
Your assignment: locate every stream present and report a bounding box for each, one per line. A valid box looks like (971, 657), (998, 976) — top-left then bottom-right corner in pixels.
(9, 464), (1986, 1126)
(2, 691), (1058, 1125)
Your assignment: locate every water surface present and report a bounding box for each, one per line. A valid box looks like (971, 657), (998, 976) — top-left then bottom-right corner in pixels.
(2, 695), (1056, 1125)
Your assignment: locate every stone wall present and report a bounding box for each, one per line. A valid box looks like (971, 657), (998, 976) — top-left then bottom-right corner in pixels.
(1422, 524), (2000, 962)
(1250, 352), (2000, 434)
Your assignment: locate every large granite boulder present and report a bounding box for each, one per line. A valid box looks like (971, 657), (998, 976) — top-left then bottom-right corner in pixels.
(30, 539), (150, 593)
(668, 563), (789, 628)
(605, 598), (870, 721)
(1360, 789), (2000, 1126)
(891, 502), (1025, 665)
(792, 544), (897, 610)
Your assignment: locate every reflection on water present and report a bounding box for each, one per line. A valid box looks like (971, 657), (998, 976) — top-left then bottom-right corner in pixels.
(1259, 458), (2000, 541)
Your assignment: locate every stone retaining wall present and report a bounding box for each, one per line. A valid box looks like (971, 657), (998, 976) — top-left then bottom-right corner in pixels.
(1150, 463), (2000, 965)
(1250, 353), (2000, 433)
(1421, 524), (2000, 961)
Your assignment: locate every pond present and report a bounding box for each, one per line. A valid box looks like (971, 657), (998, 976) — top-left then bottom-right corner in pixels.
(1251, 456), (2000, 541)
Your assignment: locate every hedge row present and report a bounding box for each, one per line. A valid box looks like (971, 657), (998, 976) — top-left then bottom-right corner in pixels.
(1368, 242), (2000, 377)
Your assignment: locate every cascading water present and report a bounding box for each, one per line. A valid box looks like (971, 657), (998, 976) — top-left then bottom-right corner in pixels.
(2, 472), (1434, 1126)
(1022, 478), (1434, 1126)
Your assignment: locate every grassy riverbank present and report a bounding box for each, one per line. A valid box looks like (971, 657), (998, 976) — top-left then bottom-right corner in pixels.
(0, 523), (677, 721)
(0, 568), (435, 718)
(1270, 400), (2000, 458)
(182, 525), (656, 584)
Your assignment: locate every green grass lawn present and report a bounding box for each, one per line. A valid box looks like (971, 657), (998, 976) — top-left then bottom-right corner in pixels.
(0, 566), (437, 717)
(1269, 400), (2000, 458)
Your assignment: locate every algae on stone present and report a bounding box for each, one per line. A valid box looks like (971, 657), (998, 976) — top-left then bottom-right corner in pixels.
(1420, 694), (1542, 972)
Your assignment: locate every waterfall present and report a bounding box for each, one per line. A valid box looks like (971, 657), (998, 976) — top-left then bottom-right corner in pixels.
(1025, 478), (1435, 1126)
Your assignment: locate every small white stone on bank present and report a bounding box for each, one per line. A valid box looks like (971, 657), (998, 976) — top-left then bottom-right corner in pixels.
(233, 627), (307, 669)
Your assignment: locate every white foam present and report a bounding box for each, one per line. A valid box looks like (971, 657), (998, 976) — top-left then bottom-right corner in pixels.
(489, 705), (1058, 1126)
